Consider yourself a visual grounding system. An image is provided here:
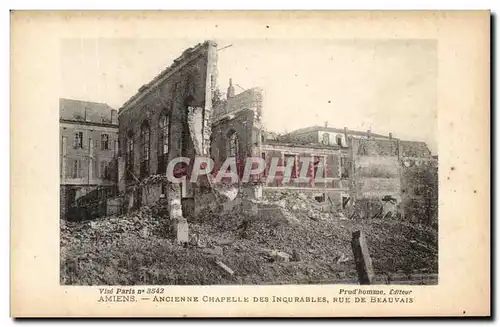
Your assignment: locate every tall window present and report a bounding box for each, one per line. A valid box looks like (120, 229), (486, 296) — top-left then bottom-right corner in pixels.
(140, 121), (150, 178)
(157, 113), (169, 173)
(126, 133), (134, 181)
(227, 130), (239, 158)
(101, 134), (109, 150)
(73, 132), (83, 149)
(322, 133), (330, 145)
(261, 152), (267, 178)
(340, 156), (350, 179)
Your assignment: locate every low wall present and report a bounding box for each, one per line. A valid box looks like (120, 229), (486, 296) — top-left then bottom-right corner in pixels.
(106, 196), (123, 216)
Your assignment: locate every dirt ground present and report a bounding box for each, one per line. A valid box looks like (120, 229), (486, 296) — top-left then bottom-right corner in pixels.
(61, 192), (438, 286)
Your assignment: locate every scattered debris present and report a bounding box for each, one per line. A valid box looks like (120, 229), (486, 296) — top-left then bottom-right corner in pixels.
(60, 190), (438, 285)
(337, 253), (350, 264)
(215, 260), (234, 276)
(272, 250), (291, 262)
(203, 246), (223, 256)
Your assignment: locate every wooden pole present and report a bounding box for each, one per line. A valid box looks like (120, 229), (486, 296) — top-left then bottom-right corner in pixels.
(351, 230), (375, 285)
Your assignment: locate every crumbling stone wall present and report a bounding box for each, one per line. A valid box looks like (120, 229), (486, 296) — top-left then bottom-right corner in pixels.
(352, 156), (401, 198)
(212, 87), (263, 121)
(60, 185), (72, 219)
(349, 136), (437, 224)
(118, 41), (218, 220)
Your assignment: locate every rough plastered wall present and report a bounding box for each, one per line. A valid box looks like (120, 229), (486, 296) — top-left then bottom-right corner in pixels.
(350, 138), (401, 199)
(353, 156), (401, 199)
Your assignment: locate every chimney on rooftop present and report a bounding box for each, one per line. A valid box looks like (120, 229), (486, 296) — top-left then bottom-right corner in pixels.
(111, 110), (118, 124)
(227, 78), (235, 98)
(324, 121), (328, 128)
(389, 132), (393, 140)
(367, 129), (371, 139)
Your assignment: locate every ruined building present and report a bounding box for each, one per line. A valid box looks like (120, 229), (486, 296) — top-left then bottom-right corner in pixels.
(212, 93), (437, 223)
(71, 40), (437, 227)
(59, 98), (119, 220)
(117, 40), (218, 222)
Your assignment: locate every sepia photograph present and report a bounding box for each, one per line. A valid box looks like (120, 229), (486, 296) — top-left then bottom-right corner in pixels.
(59, 38), (438, 286)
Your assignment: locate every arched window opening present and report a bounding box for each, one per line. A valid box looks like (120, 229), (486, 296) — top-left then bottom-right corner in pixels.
(126, 131), (134, 181)
(140, 121), (150, 178)
(227, 130), (239, 158)
(157, 113), (169, 173)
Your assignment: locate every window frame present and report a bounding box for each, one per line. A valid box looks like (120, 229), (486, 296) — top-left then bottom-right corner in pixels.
(140, 121), (151, 178)
(126, 132), (134, 181)
(227, 130), (239, 158)
(336, 134), (343, 147)
(340, 156), (350, 179)
(157, 112), (170, 173)
(74, 132), (84, 149)
(72, 159), (79, 178)
(322, 133), (330, 145)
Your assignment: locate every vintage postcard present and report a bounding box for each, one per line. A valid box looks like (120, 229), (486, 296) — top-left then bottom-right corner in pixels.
(10, 11), (490, 317)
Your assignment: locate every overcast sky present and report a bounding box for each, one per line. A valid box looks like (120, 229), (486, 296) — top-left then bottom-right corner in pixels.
(61, 38), (437, 154)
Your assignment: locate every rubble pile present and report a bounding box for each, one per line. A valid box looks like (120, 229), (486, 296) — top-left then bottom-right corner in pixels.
(61, 190), (438, 285)
(262, 190), (339, 221)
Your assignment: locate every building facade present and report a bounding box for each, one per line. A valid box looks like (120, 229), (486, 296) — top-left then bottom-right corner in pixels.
(59, 98), (119, 219)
